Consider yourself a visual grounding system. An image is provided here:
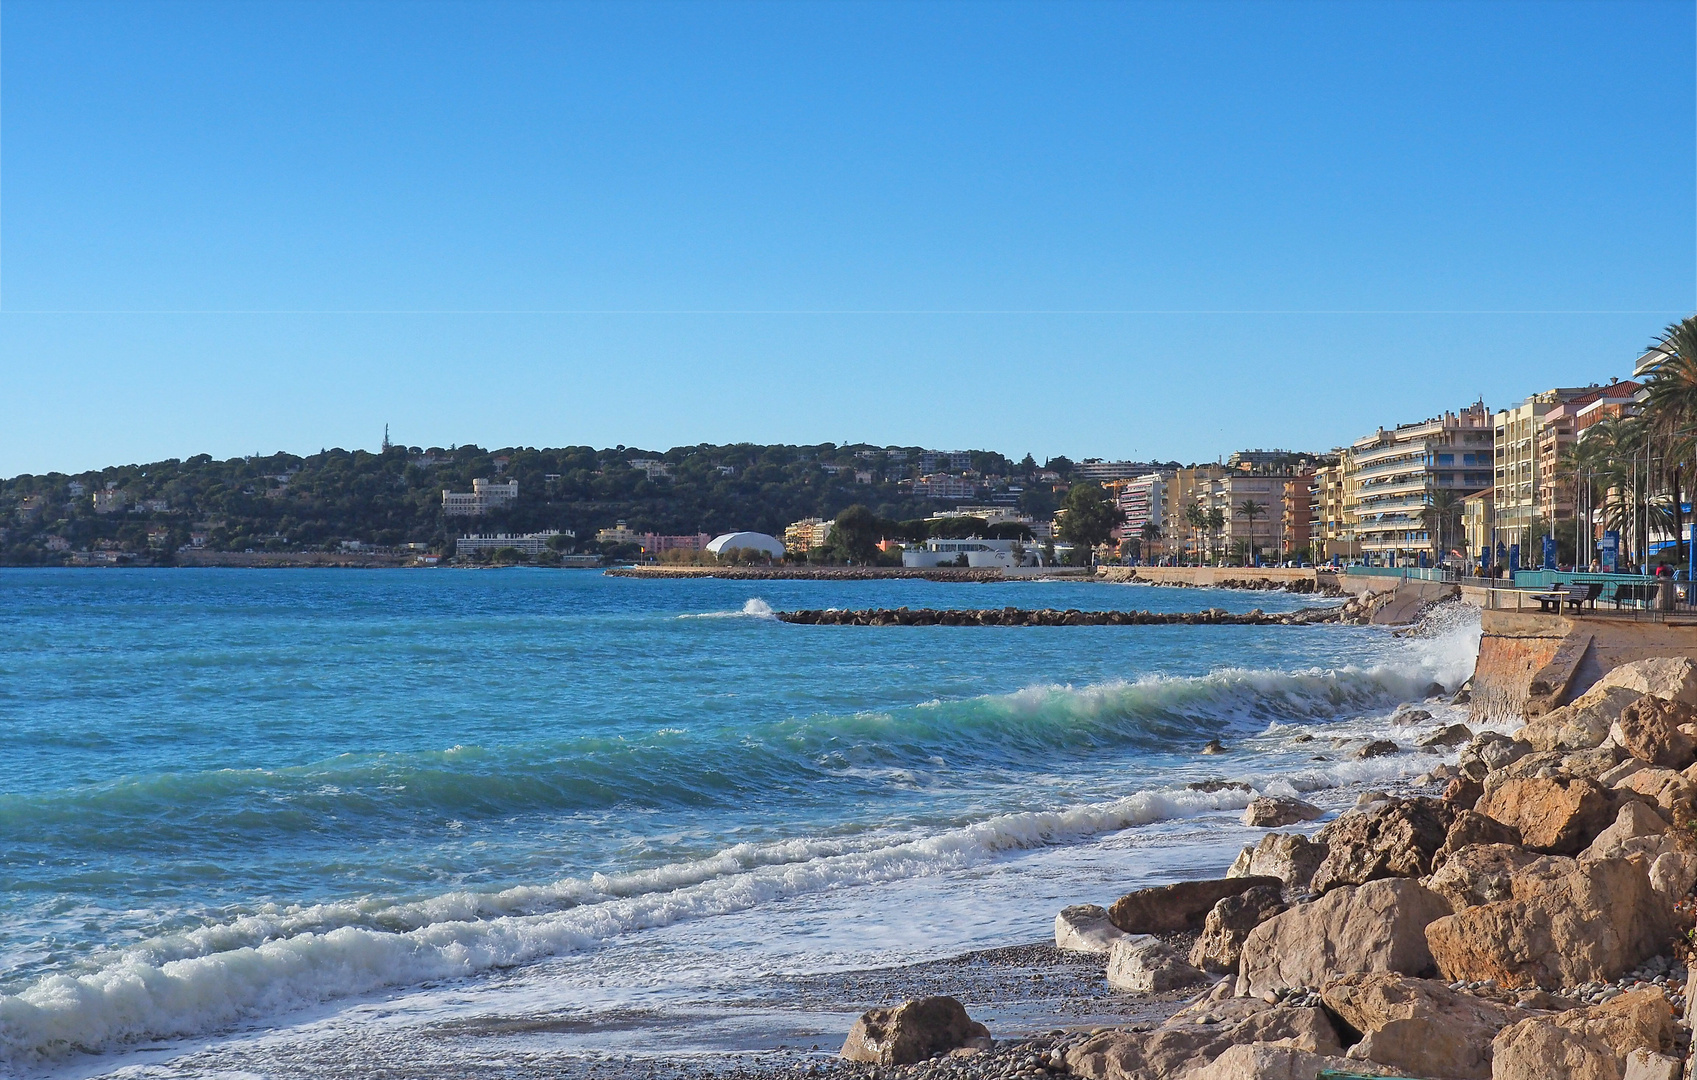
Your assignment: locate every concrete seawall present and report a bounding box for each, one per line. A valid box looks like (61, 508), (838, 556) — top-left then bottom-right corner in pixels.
(1469, 608), (1697, 724)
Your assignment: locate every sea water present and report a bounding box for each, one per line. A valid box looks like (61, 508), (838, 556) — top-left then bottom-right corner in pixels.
(0, 569), (1481, 1074)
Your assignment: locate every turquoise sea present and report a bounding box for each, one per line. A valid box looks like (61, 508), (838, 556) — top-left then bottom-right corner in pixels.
(0, 570), (1480, 1073)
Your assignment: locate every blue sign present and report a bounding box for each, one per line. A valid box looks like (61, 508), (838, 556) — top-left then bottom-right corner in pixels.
(1509, 544), (1520, 573)
(1602, 530), (1619, 573)
(1542, 535), (1557, 570)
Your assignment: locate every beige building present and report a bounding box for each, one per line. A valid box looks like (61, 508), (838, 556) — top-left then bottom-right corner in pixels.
(442, 478), (519, 516)
(1308, 461), (1356, 560)
(1491, 389), (1592, 554)
(1463, 489), (1494, 564)
(784, 518), (833, 553)
(1346, 403), (1493, 563)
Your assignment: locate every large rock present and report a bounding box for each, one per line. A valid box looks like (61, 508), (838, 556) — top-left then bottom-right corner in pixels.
(1424, 856), (1673, 988)
(1584, 800), (1671, 861)
(1190, 885), (1287, 973)
(1519, 685), (1644, 752)
(1624, 1048), (1683, 1080)
(1055, 904), (1132, 954)
(1064, 1005), (1341, 1080)
(1108, 876), (1283, 934)
(1228, 833), (1326, 891)
(1236, 879), (1452, 997)
(1318, 972), (1525, 1079)
(1475, 775), (1613, 854)
(1424, 842), (1541, 911)
(1614, 767), (1697, 826)
(1594, 657), (1697, 706)
(1490, 987), (1676, 1080)
(839, 996), (990, 1065)
(1309, 796), (1454, 893)
(1435, 808), (1522, 862)
(1242, 796), (1323, 828)
(1183, 1043), (1395, 1080)
(1611, 696), (1697, 769)
(1459, 732), (1532, 779)
(1106, 935), (1207, 993)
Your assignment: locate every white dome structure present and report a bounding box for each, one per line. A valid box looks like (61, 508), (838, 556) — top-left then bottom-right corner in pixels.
(705, 531), (785, 558)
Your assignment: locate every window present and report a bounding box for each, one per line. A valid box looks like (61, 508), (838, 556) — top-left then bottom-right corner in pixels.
(1437, 454), (1454, 465)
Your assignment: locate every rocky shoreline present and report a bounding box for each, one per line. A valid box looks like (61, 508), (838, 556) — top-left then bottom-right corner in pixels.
(812, 655), (1697, 1080)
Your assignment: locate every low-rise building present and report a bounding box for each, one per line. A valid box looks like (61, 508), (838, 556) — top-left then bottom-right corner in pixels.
(910, 474), (978, 500)
(455, 530), (572, 557)
(595, 521), (641, 546)
(92, 488), (127, 514)
(901, 537), (1041, 568)
(628, 458), (673, 481)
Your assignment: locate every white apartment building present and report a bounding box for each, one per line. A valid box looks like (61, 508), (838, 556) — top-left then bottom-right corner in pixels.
(1347, 403), (1493, 563)
(442, 478), (519, 516)
(1117, 473), (1172, 551)
(1492, 389), (1594, 553)
(911, 474), (978, 500)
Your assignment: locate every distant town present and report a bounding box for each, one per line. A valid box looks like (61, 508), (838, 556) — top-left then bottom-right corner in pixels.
(0, 335), (1686, 575)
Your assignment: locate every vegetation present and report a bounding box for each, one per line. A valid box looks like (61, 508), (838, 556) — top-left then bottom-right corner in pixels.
(1055, 483), (1125, 565)
(0, 442), (1079, 565)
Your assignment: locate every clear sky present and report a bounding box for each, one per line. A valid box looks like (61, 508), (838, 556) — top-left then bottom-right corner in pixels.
(1, 0), (1692, 475)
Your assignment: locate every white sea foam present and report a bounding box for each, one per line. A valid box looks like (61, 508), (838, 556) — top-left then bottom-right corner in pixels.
(677, 598), (776, 620)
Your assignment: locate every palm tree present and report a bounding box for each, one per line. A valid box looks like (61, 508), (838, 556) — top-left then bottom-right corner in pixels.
(1206, 507), (1226, 566)
(1642, 317), (1697, 565)
(1139, 520), (1162, 563)
(1183, 502), (1206, 565)
(1419, 490), (1463, 567)
(1234, 499), (1268, 565)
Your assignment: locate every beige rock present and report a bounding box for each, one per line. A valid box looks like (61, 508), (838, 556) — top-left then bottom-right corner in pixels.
(1109, 876), (1283, 934)
(1648, 850), (1697, 903)
(1237, 879), (1452, 998)
(1318, 972), (1523, 1079)
(1583, 800), (1670, 861)
(1242, 796), (1323, 828)
(839, 996), (991, 1065)
(1435, 809), (1522, 863)
(1228, 833), (1326, 891)
(1610, 696), (1697, 769)
(1064, 1006), (1341, 1080)
(1623, 1048), (1682, 1080)
(1425, 842), (1541, 911)
(1594, 657), (1697, 706)
(1490, 987), (1676, 1080)
(1183, 1043), (1394, 1080)
(1190, 885), (1287, 973)
(1520, 684), (1643, 752)
(1425, 856), (1673, 988)
(1614, 767), (1697, 826)
(1107, 935), (1207, 993)
(1055, 904), (1133, 954)
(1309, 796), (1454, 893)
(1475, 775), (1613, 854)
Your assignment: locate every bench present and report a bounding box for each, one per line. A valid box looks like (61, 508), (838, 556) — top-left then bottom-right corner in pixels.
(1565, 583), (1603, 612)
(1613, 582), (1662, 608)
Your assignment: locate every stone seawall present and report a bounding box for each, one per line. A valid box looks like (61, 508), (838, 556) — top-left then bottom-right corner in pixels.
(1469, 609), (1697, 724)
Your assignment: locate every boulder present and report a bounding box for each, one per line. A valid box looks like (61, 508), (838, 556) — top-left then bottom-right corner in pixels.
(1183, 1043), (1394, 1080)
(1055, 904), (1132, 954)
(1064, 1006), (1342, 1080)
(1435, 808), (1522, 862)
(839, 996), (991, 1065)
(1610, 696), (1697, 769)
(1228, 833), (1327, 891)
(1475, 775), (1613, 854)
(1648, 849), (1697, 904)
(1443, 776), (1485, 807)
(1106, 935), (1207, 993)
(1583, 801), (1671, 861)
(1425, 856), (1673, 988)
(1624, 1048), (1683, 1080)
(1424, 842), (1541, 911)
(1355, 739), (1398, 759)
(1109, 876), (1283, 934)
(1490, 987), (1676, 1080)
(1614, 767), (1697, 826)
(1417, 723), (1473, 748)
(1318, 972), (1525, 1079)
(1242, 796), (1323, 828)
(1594, 657), (1697, 706)
(1190, 885), (1288, 973)
(1519, 685), (1644, 753)
(1309, 796), (1454, 892)
(1459, 732), (1531, 779)
(1236, 879), (1452, 997)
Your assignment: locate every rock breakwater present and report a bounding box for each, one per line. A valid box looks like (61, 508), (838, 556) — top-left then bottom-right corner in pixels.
(778, 599), (1375, 627)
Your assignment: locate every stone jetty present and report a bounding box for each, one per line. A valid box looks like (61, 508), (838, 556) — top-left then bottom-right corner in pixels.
(779, 600), (1371, 627)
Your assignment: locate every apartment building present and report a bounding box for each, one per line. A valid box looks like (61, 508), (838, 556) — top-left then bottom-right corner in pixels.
(1309, 462), (1354, 560)
(1281, 472), (1315, 558)
(455, 530), (572, 557)
(1346, 403), (1492, 563)
(784, 518), (833, 553)
(1116, 472), (1172, 554)
(1169, 465), (1227, 560)
(1492, 389), (1593, 553)
(910, 474), (978, 500)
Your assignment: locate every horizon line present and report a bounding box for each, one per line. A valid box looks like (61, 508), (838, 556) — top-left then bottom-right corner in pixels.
(0, 307), (1686, 316)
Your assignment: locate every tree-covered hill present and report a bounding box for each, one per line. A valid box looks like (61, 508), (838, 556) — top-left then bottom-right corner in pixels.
(0, 442), (1085, 564)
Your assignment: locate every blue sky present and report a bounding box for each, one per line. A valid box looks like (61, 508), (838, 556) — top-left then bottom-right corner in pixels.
(1, 0), (1692, 475)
